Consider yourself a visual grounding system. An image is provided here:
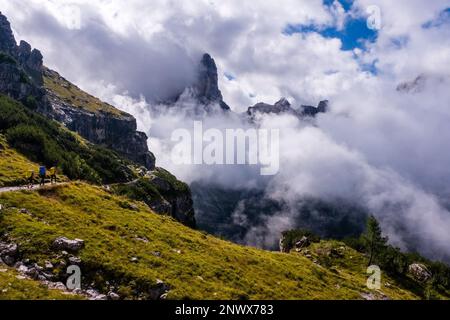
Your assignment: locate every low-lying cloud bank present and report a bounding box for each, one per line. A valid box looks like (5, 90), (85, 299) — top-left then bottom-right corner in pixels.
(2, 0), (450, 261)
(107, 76), (450, 262)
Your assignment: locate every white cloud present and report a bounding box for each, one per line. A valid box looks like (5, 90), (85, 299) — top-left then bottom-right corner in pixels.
(2, 0), (450, 260)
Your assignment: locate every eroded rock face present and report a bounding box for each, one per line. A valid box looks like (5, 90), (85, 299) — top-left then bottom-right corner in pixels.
(279, 235), (290, 253)
(52, 237), (85, 252)
(408, 263), (432, 282)
(46, 79), (156, 170)
(194, 53), (230, 111)
(0, 12), (155, 170)
(166, 53), (230, 114)
(0, 13), (17, 56)
(0, 13), (48, 112)
(300, 100), (329, 117)
(247, 98), (296, 118)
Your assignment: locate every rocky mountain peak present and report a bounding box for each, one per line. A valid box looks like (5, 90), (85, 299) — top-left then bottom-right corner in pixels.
(191, 53), (230, 111)
(300, 100), (329, 117)
(0, 12), (17, 56)
(274, 98), (291, 109)
(247, 98), (295, 118)
(0, 13), (44, 86)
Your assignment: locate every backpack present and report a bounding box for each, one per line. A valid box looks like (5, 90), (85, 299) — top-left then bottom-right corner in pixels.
(39, 166), (46, 176)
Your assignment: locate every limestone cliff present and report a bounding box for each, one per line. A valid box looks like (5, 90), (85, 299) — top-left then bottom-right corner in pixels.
(0, 12), (154, 170)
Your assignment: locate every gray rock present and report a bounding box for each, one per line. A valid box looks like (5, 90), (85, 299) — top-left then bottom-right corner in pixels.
(300, 100), (329, 117)
(247, 98), (296, 118)
(45, 68), (156, 170)
(44, 261), (54, 270)
(295, 236), (311, 251)
(148, 279), (170, 300)
(408, 263), (432, 282)
(360, 292), (389, 301)
(2, 256), (15, 266)
(53, 237), (85, 252)
(25, 267), (40, 280)
(50, 282), (67, 291)
(68, 256), (82, 265)
(192, 53), (230, 111)
(279, 235), (290, 253)
(86, 289), (107, 300)
(2, 10), (156, 170)
(19, 208), (30, 214)
(108, 291), (120, 300)
(0, 243), (18, 257)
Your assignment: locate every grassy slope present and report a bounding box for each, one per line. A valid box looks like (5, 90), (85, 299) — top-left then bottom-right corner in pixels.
(0, 182), (421, 300)
(0, 134), (39, 187)
(0, 134), (69, 187)
(0, 267), (79, 300)
(43, 68), (127, 117)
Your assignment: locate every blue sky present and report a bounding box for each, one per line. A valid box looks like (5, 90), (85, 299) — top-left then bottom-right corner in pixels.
(283, 0), (378, 51)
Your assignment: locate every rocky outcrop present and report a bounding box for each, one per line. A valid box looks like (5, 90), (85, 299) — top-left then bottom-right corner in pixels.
(300, 100), (329, 117)
(193, 53), (230, 111)
(279, 234), (290, 253)
(167, 53), (230, 113)
(45, 71), (156, 170)
(247, 98), (296, 119)
(246, 98), (328, 121)
(408, 263), (432, 282)
(113, 169), (196, 228)
(145, 168), (196, 228)
(397, 74), (427, 94)
(52, 237), (85, 252)
(0, 13), (48, 112)
(294, 236), (311, 252)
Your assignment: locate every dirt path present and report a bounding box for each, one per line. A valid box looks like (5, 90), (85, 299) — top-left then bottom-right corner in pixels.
(0, 183), (66, 194)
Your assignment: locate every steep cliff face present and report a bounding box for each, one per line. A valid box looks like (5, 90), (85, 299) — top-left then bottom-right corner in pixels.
(165, 53), (230, 113)
(0, 13), (48, 112)
(0, 12), (155, 170)
(44, 68), (155, 170)
(112, 168), (196, 228)
(193, 53), (230, 111)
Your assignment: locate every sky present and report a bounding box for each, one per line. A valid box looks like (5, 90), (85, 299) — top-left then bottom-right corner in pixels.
(1, 0), (449, 109)
(2, 0), (450, 261)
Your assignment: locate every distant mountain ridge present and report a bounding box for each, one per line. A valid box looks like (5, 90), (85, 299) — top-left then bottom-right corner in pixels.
(0, 12), (155, 170)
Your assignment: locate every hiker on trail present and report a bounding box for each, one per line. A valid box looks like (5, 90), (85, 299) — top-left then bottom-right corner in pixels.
(27, 169), (35, 189)
(39, 165), (46, 186)
(49, 166), (57, 184)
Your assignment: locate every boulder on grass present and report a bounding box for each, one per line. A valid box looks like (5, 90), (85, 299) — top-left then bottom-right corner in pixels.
(53, 237), (85, 252)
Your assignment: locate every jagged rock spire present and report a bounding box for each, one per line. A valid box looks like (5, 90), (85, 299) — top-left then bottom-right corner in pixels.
(193, 53), (230, 111)
(0, 12), (44, 85)
(0, 12), (17, 55)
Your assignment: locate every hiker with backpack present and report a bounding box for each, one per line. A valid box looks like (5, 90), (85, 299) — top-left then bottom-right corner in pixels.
(49, 166), (57, 184)
(27, 169), (35, 189)
(39, 165), (46, 186)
